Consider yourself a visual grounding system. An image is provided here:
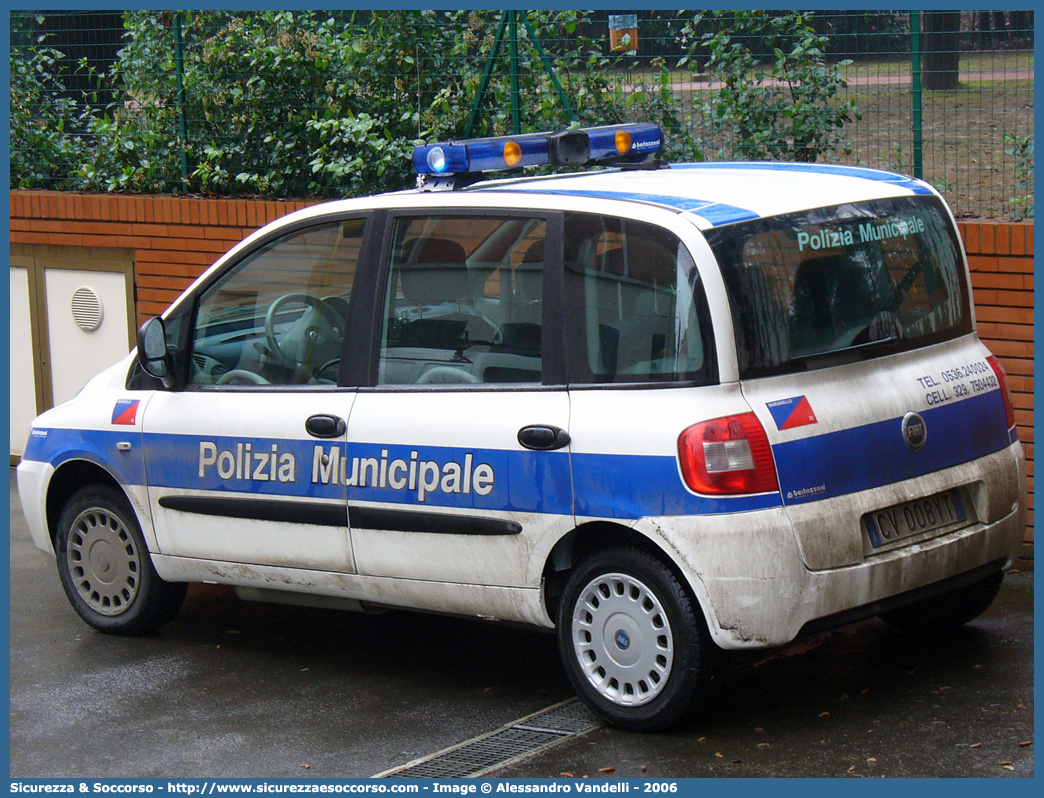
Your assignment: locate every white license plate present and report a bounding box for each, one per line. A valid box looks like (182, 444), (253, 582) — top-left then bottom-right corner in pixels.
(863, 489), (968, 548)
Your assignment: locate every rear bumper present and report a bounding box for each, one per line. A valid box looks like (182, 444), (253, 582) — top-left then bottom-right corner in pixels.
(646, 443), (1026, 649)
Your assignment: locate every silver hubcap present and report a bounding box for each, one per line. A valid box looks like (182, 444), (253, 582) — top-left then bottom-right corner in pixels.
(571, 572), (674, 706)
(66, 507), (140, 616)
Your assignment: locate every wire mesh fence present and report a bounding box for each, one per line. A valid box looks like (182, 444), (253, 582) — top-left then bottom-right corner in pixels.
(9, 10), (1034, 219)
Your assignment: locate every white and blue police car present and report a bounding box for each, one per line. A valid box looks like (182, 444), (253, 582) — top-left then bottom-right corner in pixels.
(17, 124), (1026, 731)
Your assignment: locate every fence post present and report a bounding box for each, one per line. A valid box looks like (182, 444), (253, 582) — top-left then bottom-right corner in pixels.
(508, 10), (521, 134)
(910, 10), (923, 179)
(173, 11), (189, 191)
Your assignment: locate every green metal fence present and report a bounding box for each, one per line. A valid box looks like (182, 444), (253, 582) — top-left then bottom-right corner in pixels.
(9, 10), (1034, 219)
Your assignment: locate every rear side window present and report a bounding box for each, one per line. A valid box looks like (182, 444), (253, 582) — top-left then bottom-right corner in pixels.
(563, 213), (716, 384)
(377, 214), (546, 386)
(705, 196), (972, 378)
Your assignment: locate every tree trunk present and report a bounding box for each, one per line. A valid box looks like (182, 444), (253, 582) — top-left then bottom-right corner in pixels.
(922, 11), (960, 91)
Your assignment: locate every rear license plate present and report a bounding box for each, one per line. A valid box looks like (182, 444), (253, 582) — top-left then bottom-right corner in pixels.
(863, 489), (968, 548)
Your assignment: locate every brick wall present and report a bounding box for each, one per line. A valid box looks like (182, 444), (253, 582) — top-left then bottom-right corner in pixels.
(9, 192), (318, 323)
(957, 221), (1034, 566)
(9, 190), (1035, 565)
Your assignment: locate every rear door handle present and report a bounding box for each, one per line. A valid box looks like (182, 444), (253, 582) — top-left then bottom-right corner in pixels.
(306, 414), (346, 439)
(518, 425), (570, 451)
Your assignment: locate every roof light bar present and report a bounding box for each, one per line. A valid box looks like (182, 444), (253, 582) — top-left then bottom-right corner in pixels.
(413, 123), (663, 180)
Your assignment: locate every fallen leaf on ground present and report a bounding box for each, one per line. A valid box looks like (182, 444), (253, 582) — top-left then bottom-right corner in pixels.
(969, 743), (982, 749)
(819, 712), (830, 718)
(867, 758), (877, 763)
(598, 767), (615, 774)
(299, 764), (310, 770)
(848, 765), (857, 773)
(559, 773), (574, 778)
(1018, 741), (1032, 747)
(715, 752), (724, 759)
(998, 760), (1013, 766)
(641, 766), (647, 772)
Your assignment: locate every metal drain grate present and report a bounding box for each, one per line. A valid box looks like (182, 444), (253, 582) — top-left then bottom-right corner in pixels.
(375, 699), (601, 778)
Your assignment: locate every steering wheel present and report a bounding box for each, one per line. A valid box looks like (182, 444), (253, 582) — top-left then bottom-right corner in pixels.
(264, 293), (344, 377)
(216, 369), (271, 386)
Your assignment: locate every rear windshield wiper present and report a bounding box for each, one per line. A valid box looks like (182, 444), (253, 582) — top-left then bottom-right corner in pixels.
(794, 334), (900, 365)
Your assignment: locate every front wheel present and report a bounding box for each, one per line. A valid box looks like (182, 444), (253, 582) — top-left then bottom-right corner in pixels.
(55, 485), (187, 636)
(557, 546), (710, 732)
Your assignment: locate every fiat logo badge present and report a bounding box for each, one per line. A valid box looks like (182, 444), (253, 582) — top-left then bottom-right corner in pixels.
(902, 412), (927, 451)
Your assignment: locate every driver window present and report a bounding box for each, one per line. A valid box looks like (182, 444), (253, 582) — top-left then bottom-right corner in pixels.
(377, 215), (545, 386)
(189, 217), (363, 387)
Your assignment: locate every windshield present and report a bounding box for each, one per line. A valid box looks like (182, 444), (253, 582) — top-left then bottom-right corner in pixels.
(704, 195), (972, 378)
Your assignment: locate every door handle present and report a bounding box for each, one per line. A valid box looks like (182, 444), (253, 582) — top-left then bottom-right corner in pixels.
(518, 425), (570, 451)
(305, 414), (346, 439)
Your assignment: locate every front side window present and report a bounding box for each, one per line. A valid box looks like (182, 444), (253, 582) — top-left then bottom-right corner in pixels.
(189, 218), (364, 386)
(377, 214), (546, 386)
(563, 213), (716, 384)
(705, 196), (971, 377)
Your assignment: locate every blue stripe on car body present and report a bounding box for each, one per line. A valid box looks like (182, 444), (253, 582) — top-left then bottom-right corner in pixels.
(23, 385), (1014, 521)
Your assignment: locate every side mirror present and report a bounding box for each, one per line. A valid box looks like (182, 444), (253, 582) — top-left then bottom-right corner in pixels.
(137, 317), (174, 389)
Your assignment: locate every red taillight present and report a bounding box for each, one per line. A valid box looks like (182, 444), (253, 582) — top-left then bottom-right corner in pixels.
(987, 355), (1016, 430)
(678, 412), (779, 495)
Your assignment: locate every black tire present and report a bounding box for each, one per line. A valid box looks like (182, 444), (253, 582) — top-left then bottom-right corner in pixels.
(557, 546), (710, 732)
(879, 570), (1004, 632)
(55, 485), (187, 636)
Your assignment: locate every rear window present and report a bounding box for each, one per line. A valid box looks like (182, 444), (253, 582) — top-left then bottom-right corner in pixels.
(704, 196), (972, 378)
(563, 213), (716, 385)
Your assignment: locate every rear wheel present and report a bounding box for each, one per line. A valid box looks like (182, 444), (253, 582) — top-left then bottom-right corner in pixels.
(879, 570), (1004, 632)
(55, 485), (186, 635)
(557, 546), (710, 732)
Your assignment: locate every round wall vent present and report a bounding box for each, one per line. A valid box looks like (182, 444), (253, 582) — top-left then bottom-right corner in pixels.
(71, 286), (104, 332)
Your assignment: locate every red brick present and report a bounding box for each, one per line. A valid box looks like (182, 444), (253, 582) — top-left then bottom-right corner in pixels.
(43, 233), (84, 247)
(977, 322), (1033, 341)
(966, 255), (997, 273)
(961, 222), (980, 254)
(970, 273), (1032, 291)
(204, 226), (247, 241)
(171, 199), (187, 225)
(994, 224), (1011, 255)
(998, 256), (1034, 274)
(980, 223), (996, 254)
(1010, 224), (1026, 256)
(973, 289), (1034, 308)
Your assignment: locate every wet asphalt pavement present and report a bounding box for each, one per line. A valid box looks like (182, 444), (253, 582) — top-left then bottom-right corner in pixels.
(9, 469), (1034, 778)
